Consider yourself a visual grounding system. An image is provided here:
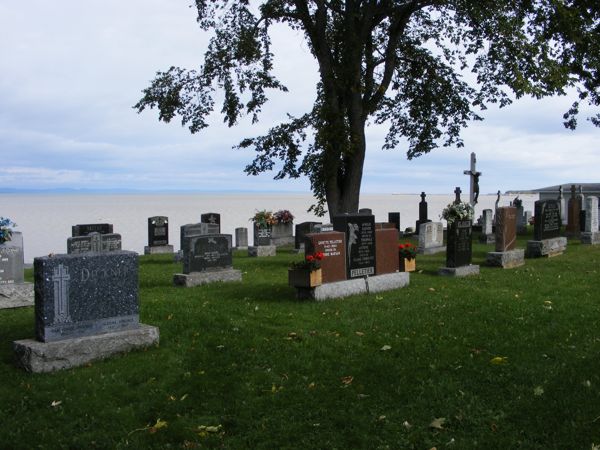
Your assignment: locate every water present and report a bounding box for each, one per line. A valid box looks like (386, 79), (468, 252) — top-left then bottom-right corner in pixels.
(1, 192), (538, 263)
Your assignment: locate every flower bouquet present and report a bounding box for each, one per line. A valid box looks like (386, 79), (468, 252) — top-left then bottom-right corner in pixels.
(0, 217), (16, 244)
(441, 202), (474, 226)
(288, 252), (324, 288)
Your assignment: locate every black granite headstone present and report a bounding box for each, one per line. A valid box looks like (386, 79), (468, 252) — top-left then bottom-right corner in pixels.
(388, 212), (400, 232)
(67, 233), (122, 254)
(200, 213), (221, 234)
(34, 251), (139, 342)
(186, 234), (232, 274)
(446, 220), (472, 268)
(71, 223), (113, 237)
(533, 200), (561, 240)
(294, 222), (321, 249)
(148, 216), (169, 247)
(358, 208), (372, 215)
(332, 213), (376, 279)
(253, 224), (273, 246)
(415, 192), (431, 234)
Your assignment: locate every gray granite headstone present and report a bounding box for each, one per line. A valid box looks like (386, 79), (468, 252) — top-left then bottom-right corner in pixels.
(314, 223), (334, 233)
(533, 200), (561, 241)
(0, 244), (24, 285)
(34, 251), (139, 343)
(295, 222), (321, 250)
(180, 223), (220, 255)
(67, 233), (122, 254)
(585, 196), (599, 232)
(71, 223), (113, 237)
(253, 224), (273, 246)
(418, 222), (443, 251)
(186, 234), (233, 274)
(235, 227), (248, 249)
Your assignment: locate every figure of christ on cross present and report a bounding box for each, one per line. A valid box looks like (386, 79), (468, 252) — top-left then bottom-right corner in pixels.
(463, 152), (482, 205)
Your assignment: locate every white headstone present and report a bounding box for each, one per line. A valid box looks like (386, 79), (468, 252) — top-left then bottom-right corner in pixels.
(418, 222), (443, 249)
(585, 196), (598, 232)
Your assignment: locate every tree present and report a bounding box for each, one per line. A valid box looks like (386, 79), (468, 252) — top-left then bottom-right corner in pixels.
(135, 1), (599, 219)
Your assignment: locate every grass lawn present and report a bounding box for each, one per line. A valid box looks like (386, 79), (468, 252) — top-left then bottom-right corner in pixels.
(1, 231), (600, 449)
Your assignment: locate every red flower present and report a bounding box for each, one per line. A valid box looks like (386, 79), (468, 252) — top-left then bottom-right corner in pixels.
(315, 252), (324, 260)
(398, 244), (405, 249)
(306, 255), (314, 262)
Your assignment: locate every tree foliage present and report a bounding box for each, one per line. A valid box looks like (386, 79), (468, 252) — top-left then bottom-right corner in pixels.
(136, 0), (599, 217)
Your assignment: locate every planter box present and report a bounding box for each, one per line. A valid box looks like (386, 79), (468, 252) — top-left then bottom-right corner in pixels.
(399, 257), (416, 272)
(288, 268), (322, 288)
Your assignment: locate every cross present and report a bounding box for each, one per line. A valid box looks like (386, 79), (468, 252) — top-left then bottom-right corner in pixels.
(463, 152), (481, 205)
(454, 186), (462, 204)
(420, 192), (426, 203)
(52, 264), (71, 324)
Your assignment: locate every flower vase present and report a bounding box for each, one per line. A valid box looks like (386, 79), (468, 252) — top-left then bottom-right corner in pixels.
(288, 268), (322, 288)
(399, 257), (416, 272)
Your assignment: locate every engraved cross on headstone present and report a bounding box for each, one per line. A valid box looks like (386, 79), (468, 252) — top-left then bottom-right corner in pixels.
(463, 152), (482, 205)
(52, 264), (71, 324)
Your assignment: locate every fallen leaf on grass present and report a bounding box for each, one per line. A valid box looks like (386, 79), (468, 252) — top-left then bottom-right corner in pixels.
(50, 400), (62, 407)
(533, 386), (544, 396)
(180, 394), (189, 401)
(490, 356), (508, 365)
(355, 331), (365, 336)
(341, 375), (354, 386)
(197, 424), (223, 438)
(428, 288), (436, 292)
(429, 417), (446, 430)
(149, 418), (168, 434)
(308, 382), (316, 389)
(380, 345), (392, 351)
(402, 421), (411, 429)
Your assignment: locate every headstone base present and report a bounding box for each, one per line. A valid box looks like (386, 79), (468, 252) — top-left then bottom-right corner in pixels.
(486, 249), (525, 269)
(271, 237), (295, 247)
(478, 234), (495, 244)
(0, 283), (34, 309)
(580, 232), (600, 245)
(248, 245), (276, 257)
(438, 265), (480, 277)
(417, 245), (446, 255)
(525, 237), (567, 258)
(13, 324), (159, 373)
(295, 272), (409, 301)
(144, 245), (174, 255)
(173, 268), (242, 287)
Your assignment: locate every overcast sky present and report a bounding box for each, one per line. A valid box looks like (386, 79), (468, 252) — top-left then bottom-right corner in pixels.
(1, 1), (598, 196)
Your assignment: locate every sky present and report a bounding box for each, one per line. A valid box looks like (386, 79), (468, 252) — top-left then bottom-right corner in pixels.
(0, 1), (598, 196)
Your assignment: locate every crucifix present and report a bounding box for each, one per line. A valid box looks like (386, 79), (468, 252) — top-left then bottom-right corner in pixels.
(463, 152), (482, 205)
(52, 264), (71, 324)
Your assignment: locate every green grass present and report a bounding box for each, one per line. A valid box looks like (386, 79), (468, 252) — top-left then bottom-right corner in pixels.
(2, 232), (600, 449)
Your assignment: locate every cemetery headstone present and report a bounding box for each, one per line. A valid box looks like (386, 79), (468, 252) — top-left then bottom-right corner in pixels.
(417, 222), (445, 255)
(0, 232), (34, 309)
(526, 199), (567, 258)
(235, 227), (248, 250)
(478, 209), (495, 244)
(201, 213), (221, 233)
(388, 212), (400, 237)
(248, 224), (276, 257)
(304, 231), (347, 284)
(332, 213), (376, 279)
(359, 208), (372, 215)
(145, 216), (173, 254)
(295, 222), (321, 250)
(271, 222), (294, 246)
(486, 206), (524, 268)
(439, 219), (479, 277)
(67, 233), (122, 254)
(71, 223), (113, 237)
(13, 251), (159, 372)
(375, 228), (399, 275)
(175, 234), (242, 286)
(180, 222), (221, 265)
(566, 184), (581, 237)
(415, 192), (431, 234)
(581, 196), (600, 245)
(314, 223), (334, 233)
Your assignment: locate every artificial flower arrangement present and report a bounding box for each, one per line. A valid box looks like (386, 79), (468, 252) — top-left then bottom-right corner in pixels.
(398, 242), (417, 260)
(441, 201), (474, 226)
(250, 210), (278, 228)
(289, 251), (324, 271)
(0, 217), (16, 244)
(273, 209), (295, 224)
